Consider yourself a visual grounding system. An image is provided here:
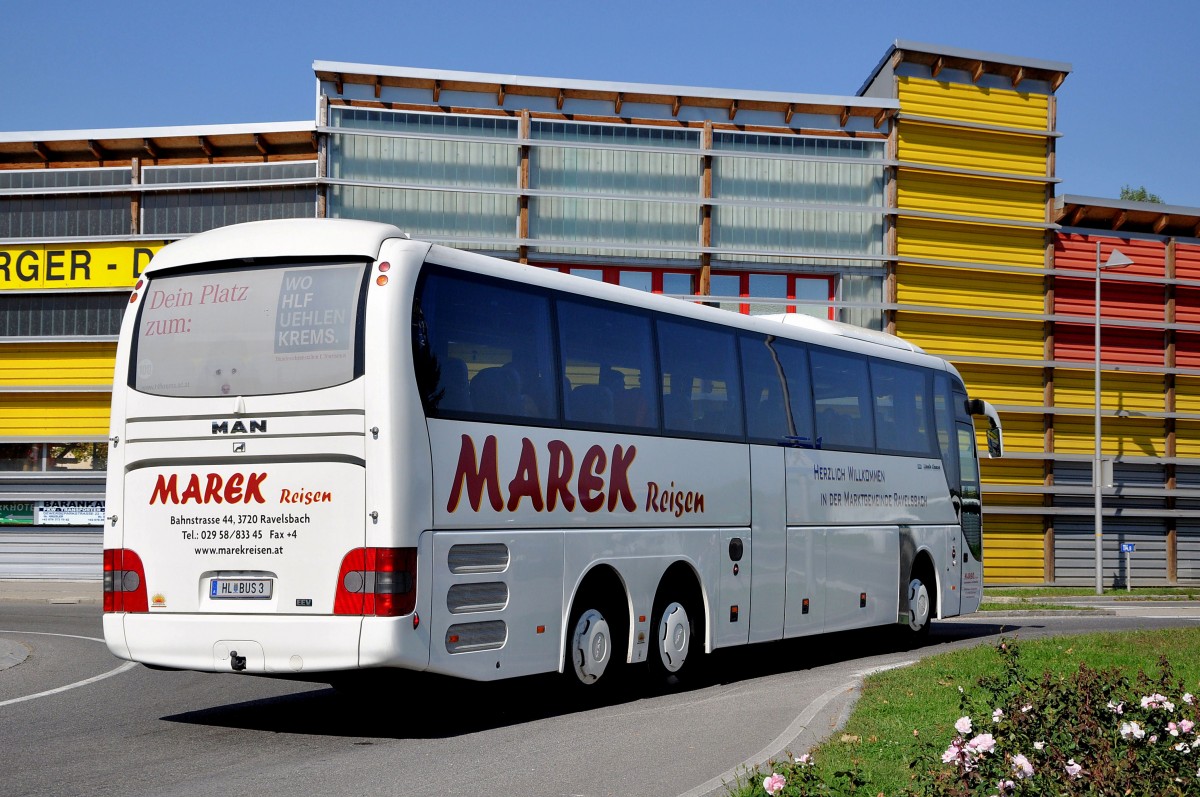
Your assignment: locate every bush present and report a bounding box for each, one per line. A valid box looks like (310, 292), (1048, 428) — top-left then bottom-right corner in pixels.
(911, 639), (1199, 796)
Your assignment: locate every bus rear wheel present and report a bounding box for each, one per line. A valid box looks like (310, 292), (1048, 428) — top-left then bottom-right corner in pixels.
(568, 606), (614, 687)
(649, 595), (696, 684)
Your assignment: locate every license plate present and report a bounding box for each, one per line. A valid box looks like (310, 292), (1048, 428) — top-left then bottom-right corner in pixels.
(210, 578), (272, 599)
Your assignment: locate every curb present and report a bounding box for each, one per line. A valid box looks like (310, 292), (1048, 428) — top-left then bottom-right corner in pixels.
(1, 580), (101, 605)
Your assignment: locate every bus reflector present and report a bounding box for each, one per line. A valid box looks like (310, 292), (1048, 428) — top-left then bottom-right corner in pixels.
(103, 548), (148, 613)
(334, 547), (417, 617)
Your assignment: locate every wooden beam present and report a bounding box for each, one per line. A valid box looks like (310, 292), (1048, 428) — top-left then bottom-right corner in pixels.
(1011, 66), (1026, 89)
(1051, 73), (1066, 92)
(839, 106), (850, 128)
(1154, 214), (1170, 235)
(32, 142), (50, 162)
(87, 139), (105, 161)
(931, 56), (945, 78)
(970, 60), (985, 83)
(142, 138), (159, 160)
(334, 74), (344, 94)
(1194, 219), (1200, 239)
(254, 134), (271, 156)
(728, 99), (738, 121)
(873, 108), (888, 129)
(198, 136), (214, 158)
(1113, 210), (1128, 231)
(672, 96), (681, 117)
(497, 84), (506, 105)
(374, 76), (382, 99)
(1067, 206), (1088, 226)
(784, 103), (795, 125)
(614, 92), (623, 114)
(310, 132), (319, 152)
(433, 80), (441, 103)
(556, 88), (565, 110)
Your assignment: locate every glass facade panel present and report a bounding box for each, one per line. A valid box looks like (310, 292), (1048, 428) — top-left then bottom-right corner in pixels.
(749, 273), (788, 315)
(528, 197), (698, 249)
(142, 186), (314, 235)
(0, 194), (130, 238)
(329, 133), (518, 189)
(143, 162), (315, 184)
(530, 147), (698, 197)
(328, 185), (517, 240)
(331, 108), (518, 140)
(0, 169), (130, 190)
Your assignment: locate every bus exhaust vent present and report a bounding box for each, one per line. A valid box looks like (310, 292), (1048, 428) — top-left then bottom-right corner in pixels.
(447, 582), (509, 614)
(447, 543), (510, 574)
(445, 621), (507, 653)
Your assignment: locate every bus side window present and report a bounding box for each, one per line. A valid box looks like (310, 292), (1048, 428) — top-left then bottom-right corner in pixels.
(870, 360), (936, 456)
(557, 298), (658, 432)
(775, 339), (814, 445)
(658, 318), (743, 441)
(809, 348), (874, 452)
(933, 373), (960, 488)
(416, 268), (557, 423)
(738, 334), (789, 442)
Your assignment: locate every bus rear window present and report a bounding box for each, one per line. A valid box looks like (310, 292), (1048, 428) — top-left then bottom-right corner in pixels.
(132, 261), (367, 397)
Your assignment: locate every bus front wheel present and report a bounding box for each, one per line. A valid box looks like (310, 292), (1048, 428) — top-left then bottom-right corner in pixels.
(905, 576), (932, 637)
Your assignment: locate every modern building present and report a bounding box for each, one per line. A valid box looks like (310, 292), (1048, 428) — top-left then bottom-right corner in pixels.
(2, 41), (1197, 586)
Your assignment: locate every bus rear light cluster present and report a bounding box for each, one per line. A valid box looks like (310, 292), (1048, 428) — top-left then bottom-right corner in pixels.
(103, 549), (148, 613)
(334, 547), (417, 617)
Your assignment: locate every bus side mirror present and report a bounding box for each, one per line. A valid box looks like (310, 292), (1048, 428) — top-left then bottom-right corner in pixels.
(986, 426), (1002, 459)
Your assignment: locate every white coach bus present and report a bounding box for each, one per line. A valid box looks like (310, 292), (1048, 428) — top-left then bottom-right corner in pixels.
(103, 218), (1002, 687)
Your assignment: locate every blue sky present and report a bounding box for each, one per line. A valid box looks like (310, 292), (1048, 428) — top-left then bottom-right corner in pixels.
(3, 0), (1197, 207)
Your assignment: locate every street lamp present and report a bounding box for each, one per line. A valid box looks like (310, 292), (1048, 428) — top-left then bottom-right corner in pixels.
(1094, 242), (1134, 595)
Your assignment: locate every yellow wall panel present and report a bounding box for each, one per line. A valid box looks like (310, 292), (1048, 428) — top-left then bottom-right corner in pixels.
(957, 364), (1045, 407)
(897, 122), (1048, 177)
(896, 311), (1044, 360)
(1177, 377), (1200, 414)
(1054, 417), (1165, 457)
(0, 343), (117, 387)
(0, 394), (111, 438)
(1054, 369), (1165, 413)
(896, 217), (1045, 269)
(981, 457), (1046, 486)
(983, 515), (1045, 584)
(988, 413), (1045, 453)
(1175, 423), (1200, 458)
(898, 170), (1046, 223)
(898, 76), (1050, 131)
(897, 264), (1044, 315)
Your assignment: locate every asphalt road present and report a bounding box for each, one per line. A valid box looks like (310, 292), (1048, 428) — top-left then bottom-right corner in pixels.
(2, 598), (1198, 797)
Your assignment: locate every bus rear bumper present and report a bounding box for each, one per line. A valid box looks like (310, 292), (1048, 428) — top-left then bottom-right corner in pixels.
(112, 613), (371, 674)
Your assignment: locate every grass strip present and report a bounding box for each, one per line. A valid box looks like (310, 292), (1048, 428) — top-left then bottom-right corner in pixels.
(725, 627), (1200, 796)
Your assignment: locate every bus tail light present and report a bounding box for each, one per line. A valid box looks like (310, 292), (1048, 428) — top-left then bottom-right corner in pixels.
(335, 547), (417, 617)
(103, 548), (148, 613)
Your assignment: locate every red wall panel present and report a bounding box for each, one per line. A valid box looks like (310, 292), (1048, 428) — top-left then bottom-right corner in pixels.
(1177, 332), (1200, 369)
(1054, 275), (1165, 322)
(1054, 323), (1165, 366)
(1055, 233), (1165, 278)
(1176, 243), (1200, 281)
(1177, 287), (1200, 325)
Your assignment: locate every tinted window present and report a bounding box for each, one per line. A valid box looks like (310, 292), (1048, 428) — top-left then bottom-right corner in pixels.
(739, 335), (789, 442)
(558, 299), (658, 431)
(414, 268), (556, 422)
(658, 319), (743, 440)
(870, 360), (935, 456)
(810, 348), (874, 451)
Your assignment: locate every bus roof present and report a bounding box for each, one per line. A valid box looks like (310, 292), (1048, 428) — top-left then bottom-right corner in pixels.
(142, 219), (413, 274)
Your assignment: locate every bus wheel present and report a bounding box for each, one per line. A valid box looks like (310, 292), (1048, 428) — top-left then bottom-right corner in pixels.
(649, 598), (693, 683)
(568, 607), (613, 686)
(905, 575), (932, 636)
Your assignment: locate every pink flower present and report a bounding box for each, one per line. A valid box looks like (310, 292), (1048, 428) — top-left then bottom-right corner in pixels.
(1107, 700), (1124, 715)
(968, 733), (996, 754)
(1121, 721), (1146, 740)
(1011, 753), (1034, 779)
(992, 708), (1005, 723)
(1184, 693), (1194, 705)
(1065, 759), (1084, 779)
(1150, 734), (1159, 744)
(1020, 704), (1032, 713)
(796, 754), (812, 766)
(955, 716), (973, 734)
(1182, 719), (1195, 734)
(763, 772), (786, 795)
(1033, 741), (1045, 751)
(996, 779), (1016, 794)
(942, 741), (963, 764)
(1170, 722), (1181, 737)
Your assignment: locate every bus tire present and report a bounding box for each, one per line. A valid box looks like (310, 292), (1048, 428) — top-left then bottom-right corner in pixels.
(565, 583), (626, 689)
(905, 574), (933, 638)
(648, 579), (701, 685)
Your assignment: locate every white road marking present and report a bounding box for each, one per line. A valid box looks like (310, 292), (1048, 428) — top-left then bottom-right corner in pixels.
(0, 629), (138, 708)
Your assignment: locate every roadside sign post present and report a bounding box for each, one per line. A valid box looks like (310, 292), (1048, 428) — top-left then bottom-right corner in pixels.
(1120, 543), (1135, 592)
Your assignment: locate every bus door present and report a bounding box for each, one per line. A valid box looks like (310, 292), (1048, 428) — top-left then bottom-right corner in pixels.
(955, 421), (984, 611)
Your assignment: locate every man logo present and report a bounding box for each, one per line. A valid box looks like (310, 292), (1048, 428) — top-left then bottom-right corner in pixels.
(212, 420), (267, 435)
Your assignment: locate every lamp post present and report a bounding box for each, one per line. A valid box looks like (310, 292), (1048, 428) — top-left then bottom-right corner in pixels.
(1094, 242), (1134, 595)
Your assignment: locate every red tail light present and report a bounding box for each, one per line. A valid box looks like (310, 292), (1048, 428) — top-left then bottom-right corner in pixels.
(103, 548), (148, 613)
(334, 547), (417, 617)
